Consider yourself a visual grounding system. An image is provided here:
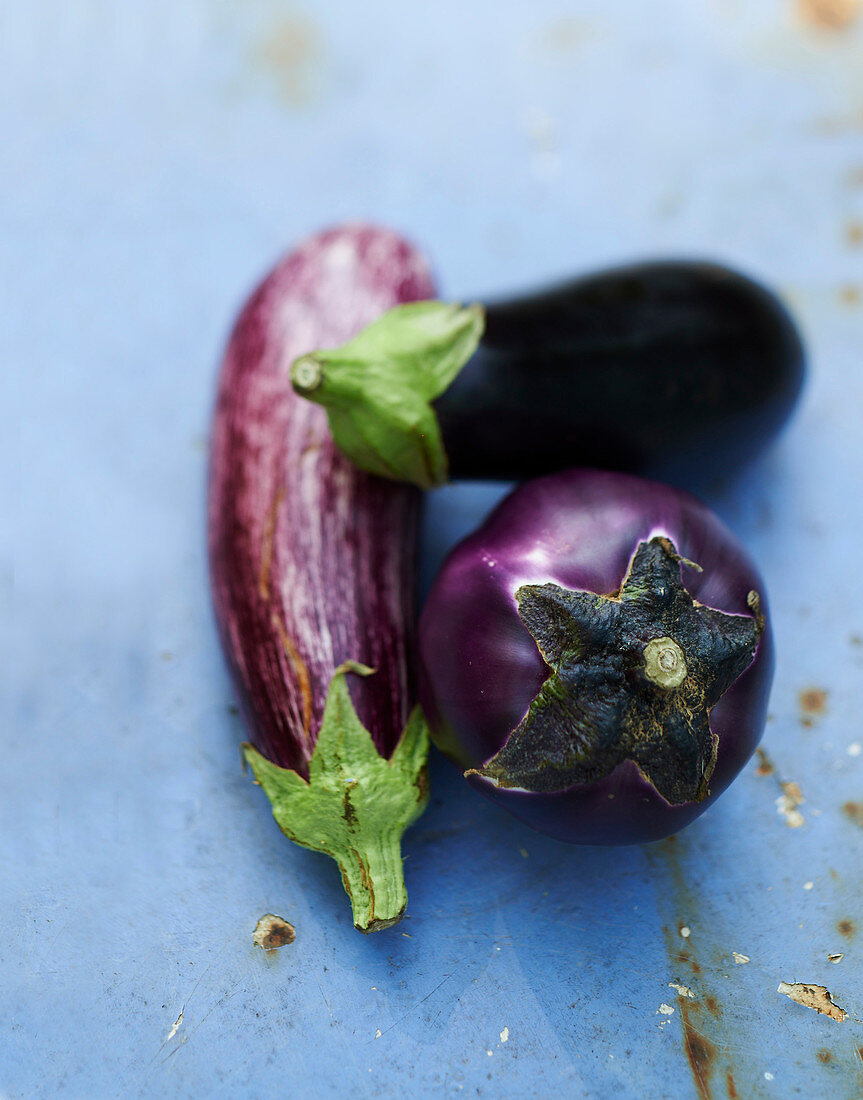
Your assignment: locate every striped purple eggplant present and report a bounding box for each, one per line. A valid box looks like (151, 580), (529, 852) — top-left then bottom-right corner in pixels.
(208, 225), (435, 931)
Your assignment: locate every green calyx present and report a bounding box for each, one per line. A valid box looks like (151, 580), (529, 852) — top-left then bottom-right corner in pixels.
(291, 301), (485, 489)
(244, 662), (430, 933)
(469, 537), (764, 805)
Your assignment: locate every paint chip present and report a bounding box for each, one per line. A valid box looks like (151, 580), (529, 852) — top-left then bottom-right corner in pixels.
(828, 953), (844, 963)
(669, 981), (694, 998)
(166, 1010), (184, 1041)
(374, 1029), (381, 1039)
(679, 925), (691, 938)
(776, 782), (805, 828)
(253, 913), (296, 951)
(804, 881), (814, 891)
(500, 1027), (509, 1042)
(777, 982), (848, 1022)
(657, 1003), (676, 1016)
(733, 952), (751, 965)
(764, 1071), (775, 1081)
(848, 742), (861, 756)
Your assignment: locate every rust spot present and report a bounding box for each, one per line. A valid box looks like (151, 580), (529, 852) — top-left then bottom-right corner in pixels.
(755, 747), (774, 776)
(726, 1072), (738, 1098)
(837, 919), (855, 937)
(271, 612), (313, 742)
(258, 488), (285, 600)
(847, 221), (863, 247)
(253, 913), (296, 952)
(817, 1049), (833, 1063)
(840, 285), (861, 306)
(795, 0), (862, 30)
(681, 1002), (717, 1100)
(842, 802), (863, 828)
(799, 688), (827, 717)
(705, 995), (722, 1018)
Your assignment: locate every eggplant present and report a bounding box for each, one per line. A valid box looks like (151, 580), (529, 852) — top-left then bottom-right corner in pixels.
(290, 261), (805, 491)
(208, 224), (435, 931)
(418, 469), (774, 845)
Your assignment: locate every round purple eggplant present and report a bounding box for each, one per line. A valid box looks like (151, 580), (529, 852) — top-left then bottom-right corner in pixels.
(209, 224), (435, 930)
(418, 469), (774, 845)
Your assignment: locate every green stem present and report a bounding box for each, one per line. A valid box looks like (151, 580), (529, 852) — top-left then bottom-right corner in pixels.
(291, 301), (484, 488)
(336, 829), (409, 932)
(244, 663), (430, 933)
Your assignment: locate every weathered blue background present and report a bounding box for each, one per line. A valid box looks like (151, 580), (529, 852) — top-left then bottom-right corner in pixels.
(4, 2), (863, 1097)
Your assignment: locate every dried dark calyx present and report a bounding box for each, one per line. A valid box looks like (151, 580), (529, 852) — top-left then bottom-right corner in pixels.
(472, 537), (763, 804)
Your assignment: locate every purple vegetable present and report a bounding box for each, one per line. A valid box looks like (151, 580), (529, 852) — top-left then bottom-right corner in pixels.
(208, 225), (435, 931)
(419, 469), (774, 845)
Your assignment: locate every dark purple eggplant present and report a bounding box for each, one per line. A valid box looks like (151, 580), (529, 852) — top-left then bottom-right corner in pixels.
(290, 261), (804, 492)
(208, 224), (435, 931)
(418, 469), (774, 845)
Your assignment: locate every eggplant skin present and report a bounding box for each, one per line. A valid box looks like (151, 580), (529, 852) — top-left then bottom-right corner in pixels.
(418, 469), (775, 845)
(208, 225), (435, 775)
(434, 262), (805, 489)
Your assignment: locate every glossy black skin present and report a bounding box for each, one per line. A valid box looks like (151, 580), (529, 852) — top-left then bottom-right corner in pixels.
(434, 262), (805, 490)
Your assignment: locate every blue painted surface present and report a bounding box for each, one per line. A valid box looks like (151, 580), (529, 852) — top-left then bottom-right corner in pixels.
(4, 2), (863, 1097)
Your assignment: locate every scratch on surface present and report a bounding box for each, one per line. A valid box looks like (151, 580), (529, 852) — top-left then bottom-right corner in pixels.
(778, 982), (848, 1022)
(258, 488), (285, 600)
(374, 970), (458, 1039)
(147, 929), (236, 1070)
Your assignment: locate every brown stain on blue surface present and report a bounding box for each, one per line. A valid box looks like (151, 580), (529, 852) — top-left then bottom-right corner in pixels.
(795, 0), (862, 30)
(842, 802), (863, 828)
(651, 837), (732, 1100)
(840, 285), (861, 306)
(680, 1003), (717, 1100)
(253, 13), (321, 106)
(799, 687), (827, 727)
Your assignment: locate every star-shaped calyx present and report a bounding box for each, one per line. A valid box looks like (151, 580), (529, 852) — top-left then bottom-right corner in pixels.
(471, 537), (764, 805)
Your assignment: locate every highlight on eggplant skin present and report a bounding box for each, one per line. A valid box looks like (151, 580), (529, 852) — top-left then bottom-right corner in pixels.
(208, 224), (435, 932)
(418, 468), (775, 846)
(291, 260), (805, 492)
